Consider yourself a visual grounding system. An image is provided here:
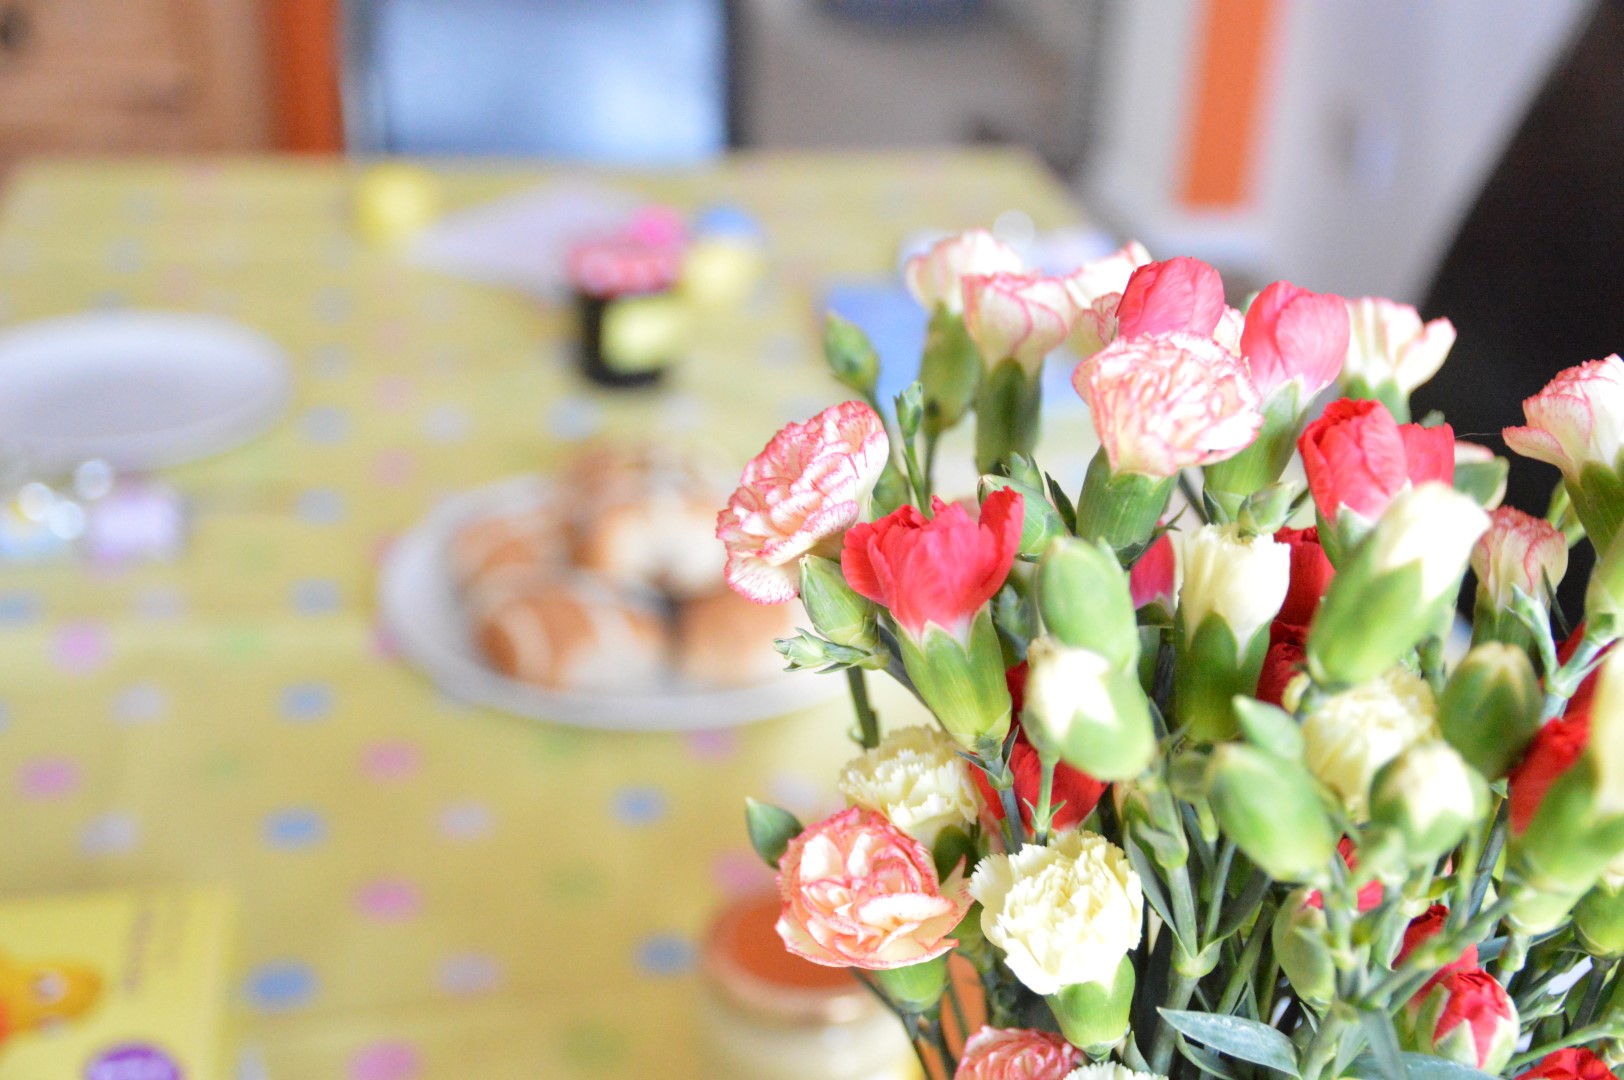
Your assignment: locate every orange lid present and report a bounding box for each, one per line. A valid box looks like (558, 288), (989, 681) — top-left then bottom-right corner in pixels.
(701, 891), (879, 1027)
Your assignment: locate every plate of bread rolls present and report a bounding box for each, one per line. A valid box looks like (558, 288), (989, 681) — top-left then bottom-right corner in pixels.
(378, 444), (838, 729)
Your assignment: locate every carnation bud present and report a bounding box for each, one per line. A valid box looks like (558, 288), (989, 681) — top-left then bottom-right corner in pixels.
(1175, 524), (1290, 740)
(1438, 643), (1543, 778)
(1588, 524), (1624, 636)
(1206, 744), (1338, 883)
(1366, 741), (1487, 870)
(1024, 636), (1156, 782)
(1401, 968), (1518, 1073)
(799, 556), (880, 652)
(1272, 889), (1335, 1008)
(1574, 877), (1624, 959)
(1037, 537), (1141, 669)
(1046, 955), (1135, 1057)
(918, 305), (982, 437)
(822, 312), (880, 396)
(981, 475), (1065, 559)
(1301, 667), (1438, 822)
(1307, 483), (1489, 688)
(1503, 355), (1624, 554)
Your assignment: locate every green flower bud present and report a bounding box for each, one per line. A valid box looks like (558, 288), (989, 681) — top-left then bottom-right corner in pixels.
(1046, 954), (1135, 1057)
(918, 305), (981, 437)
(799, 556), (879, 651)
(1036, 537), (1140, 669)
(1272, 888), (1335, 1008)
(1438, 643), (1543, 778)
(1366, 741), (1488, 869)
(1206, 744), (1338, 884)
(1024, 636), (1156, 781)
(980, 475), (1065, 559)
(822, 312), (879, 396)
(1575, 877), (1624, 959)
(872, 954), (948, 1014)
(974, 358), (1042, 476)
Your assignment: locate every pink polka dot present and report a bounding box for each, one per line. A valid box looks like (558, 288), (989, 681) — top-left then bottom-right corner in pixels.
(711, 851), (771, 897)
(363, 741), (420, 782)
(374, 322), (412, 353)
(356, 879), (421, 922)
(54, 623), (110, 675)
(370, 621), (400, 660)
(374, 376), (416, 412)
(19, 758), (81, 800)
(372, 450), (417, 488)
(350, 1041), (420, 1080)
(687, 728), (738, 762)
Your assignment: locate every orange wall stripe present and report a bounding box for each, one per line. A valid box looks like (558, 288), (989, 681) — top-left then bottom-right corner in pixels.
(266, 0), (345, 153)
(1179, 0), (1280, 210)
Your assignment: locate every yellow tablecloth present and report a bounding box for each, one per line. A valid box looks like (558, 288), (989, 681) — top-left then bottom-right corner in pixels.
(0, 152), (1081, 1079)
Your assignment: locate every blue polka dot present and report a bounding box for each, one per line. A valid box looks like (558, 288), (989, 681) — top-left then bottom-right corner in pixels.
(312, 287), (351, 324)
(245, 961), (318, 1011)
(296, 489), (346, 524)
(311, 344), (350, 378)
(635, 934), (695, 976)
(290, 579), (342, 615)
(264, 808), (327, 849)
(303, 406), (350, 444)
(279, 682), (334, 722)
(611, 787), (667, 826)
(0, 591), (40, 624)
(544, 396), (603, 442)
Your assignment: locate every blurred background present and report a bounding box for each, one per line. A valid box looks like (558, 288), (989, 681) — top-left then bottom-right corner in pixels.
(0, 2), (1620, 1077)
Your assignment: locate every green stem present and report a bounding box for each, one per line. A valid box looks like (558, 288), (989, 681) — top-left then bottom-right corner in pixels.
(1032, 753), (1058, 846)
(846, 667), (880, 749)
(1203, 841), (1238, 941)
(1218, 897), (1275, 1014)
(1149, 971), (1199, 1074)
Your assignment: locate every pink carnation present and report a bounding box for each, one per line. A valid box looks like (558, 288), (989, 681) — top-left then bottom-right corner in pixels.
(776, 806), (971, 970)
(963, 272), (1083, 373)
(1114, 257), (1227, 341)
(1073, 331), (1265, 478)
(1504, 354), (1624, 479)
(1471, 506), (1569, 611)
(718, 401), (889, 604)
(1240, 280), (1351, 400)
(955, 1026), (1080, 1080)
(1297, 398), (1454, 524)
(1063, 241), (1152, 359)
(905, 229), (1025, 316)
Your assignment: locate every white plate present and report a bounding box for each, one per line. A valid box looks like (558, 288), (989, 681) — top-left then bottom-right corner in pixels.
(0, 311), (291, 472)
(378, 476), (843, 730)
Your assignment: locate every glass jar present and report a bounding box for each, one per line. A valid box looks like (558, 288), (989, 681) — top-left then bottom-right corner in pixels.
(699, 892), (922, 1080)
(566, 238), (685, 389)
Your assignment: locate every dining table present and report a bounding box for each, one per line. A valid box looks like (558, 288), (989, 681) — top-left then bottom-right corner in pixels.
(0, 149), (1085, 1079)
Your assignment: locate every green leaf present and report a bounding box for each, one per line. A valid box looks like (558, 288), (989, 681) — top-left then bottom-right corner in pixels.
(1156, 1009), (1301, 1077)
(1045, 472), (1078, 534)
(1343, 1053), (1500, 1080)
(1125, 840), (1179, 943)
(1358, 1007), (1406, 1080)
(1233, 697), (1305, 759)
(931, 824), (979, 883)
(745, 798), (802, 868)
(1173, 1034), (1245, 1080)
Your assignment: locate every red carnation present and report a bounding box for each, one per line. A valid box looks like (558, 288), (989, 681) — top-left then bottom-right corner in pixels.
(1396, 904), (1479, 996)
(1274, 525), (1336, 626)
(1114, 257), (1226, 341)
(1517, 1048), (1616, 1079)
(1129, 531), (1176, 611)
(972, 725), (1107, 834)
(1298, 398), (1455, 523)
(1240, 281), (1351, 400)
(841, 489), (1023, 640)
(1306, 838), (1384, 912)
(1257, 623), (1308, 707)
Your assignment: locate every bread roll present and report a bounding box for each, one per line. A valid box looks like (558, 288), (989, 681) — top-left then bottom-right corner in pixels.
(474, 576), (669, 692)
(449, 507), (566, 592)
(676, 589), (798, 688)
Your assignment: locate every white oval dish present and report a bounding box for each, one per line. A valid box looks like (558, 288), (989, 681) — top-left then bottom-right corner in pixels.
(378, 475), (842, 730)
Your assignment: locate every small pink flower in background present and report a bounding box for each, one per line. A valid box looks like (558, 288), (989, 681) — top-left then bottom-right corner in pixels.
(1240, 281), (1352, 400)
(1113, 257), (1227, 342)
(905, 229), (1025, 316)
(718, 401), (889, 605)
(1297, 398), (1454, 524)
(841, 489), (1024, 640)
(775, 806), (971, 970)
(1344, 297), (1456, 395)
(1504, 354), (1624, 478)
(963, 273), (1083, 372)
(955, 1026), (1080, 1080)
(1471, 507), (1569, 611)
(1129, 532), (1176, 612)
(1073, 331), (1264, 479)
(1063, 241), (1152, 358)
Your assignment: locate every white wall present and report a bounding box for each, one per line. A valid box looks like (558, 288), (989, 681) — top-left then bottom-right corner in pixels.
(1083, 0), (1591, 301)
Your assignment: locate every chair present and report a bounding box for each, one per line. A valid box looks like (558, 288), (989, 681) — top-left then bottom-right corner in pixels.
(340, 0), (739, 164)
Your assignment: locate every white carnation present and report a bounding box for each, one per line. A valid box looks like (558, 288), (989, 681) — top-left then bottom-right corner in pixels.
(1343, 297), (1455, 395)
(1066, 1065), (1167, 1080)
(969, 829), (1143, 996)
(1374, 740), (1477, 834)
(837, 725), (981, 847)
(1366, 483), (1489, 603)
(1303, 667), (1439, 821)
(1176, 523), (1290, 646)
(1024, 637), (1115, 743)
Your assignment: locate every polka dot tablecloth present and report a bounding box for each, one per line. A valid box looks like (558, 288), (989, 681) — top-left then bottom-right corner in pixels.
(0, 153), (1082, 1080)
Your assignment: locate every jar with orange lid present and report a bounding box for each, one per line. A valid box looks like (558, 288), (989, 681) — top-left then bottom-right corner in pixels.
(699, 891), (923, 1080)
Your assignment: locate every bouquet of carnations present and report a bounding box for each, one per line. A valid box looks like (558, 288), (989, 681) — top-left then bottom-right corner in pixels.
(715, 230), (1624, 1080)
